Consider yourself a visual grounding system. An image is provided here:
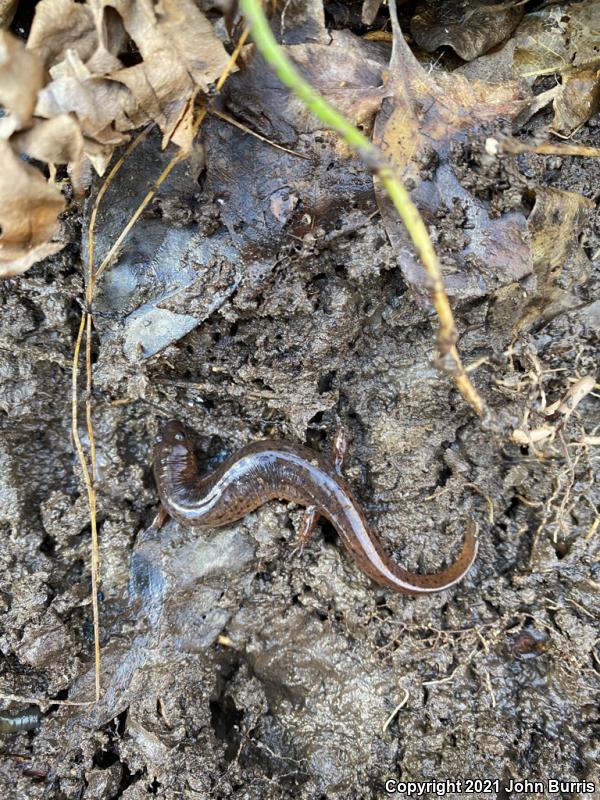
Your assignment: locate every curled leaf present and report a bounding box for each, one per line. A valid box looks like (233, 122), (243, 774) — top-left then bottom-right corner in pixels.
(12, 114), (84, 166)
(26, 0), (96, 70)
(411, 0), (524, 61)
(12, 115), (86, 194)
(105, 0), (230, 149)
(36, 50), (146, 148)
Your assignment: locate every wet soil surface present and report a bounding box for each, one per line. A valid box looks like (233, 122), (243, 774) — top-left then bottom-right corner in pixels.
(1, 19), (600, 800)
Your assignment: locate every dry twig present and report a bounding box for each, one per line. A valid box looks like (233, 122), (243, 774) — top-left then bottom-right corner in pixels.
(71, 29), (249, 703)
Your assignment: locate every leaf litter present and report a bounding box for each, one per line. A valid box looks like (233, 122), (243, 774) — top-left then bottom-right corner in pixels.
(0, 0), (230, 276)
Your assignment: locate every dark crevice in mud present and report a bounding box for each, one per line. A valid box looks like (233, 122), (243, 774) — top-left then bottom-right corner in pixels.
(210, 657), (245, 763)
(93, 746), (120, 770)
(209, 695), (244, 762)
(39, 533), (57, 557)
(111, 764), (145, 800)
(318, 518), (338, 547)
(434, 462), (452, 490)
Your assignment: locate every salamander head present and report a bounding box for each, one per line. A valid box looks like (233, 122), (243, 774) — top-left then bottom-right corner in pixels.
(155, 419), (187, 448)
(153, 419), (199, 493)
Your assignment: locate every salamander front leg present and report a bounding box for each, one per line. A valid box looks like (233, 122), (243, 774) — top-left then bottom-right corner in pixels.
(297, 419), (348, 549)
(298, 505), (319, 549)
(139, 504), (169, 543)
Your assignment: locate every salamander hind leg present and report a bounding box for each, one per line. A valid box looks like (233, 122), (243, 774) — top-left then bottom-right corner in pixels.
(298, 505), (319, 550)
(332, 417), (347, 475)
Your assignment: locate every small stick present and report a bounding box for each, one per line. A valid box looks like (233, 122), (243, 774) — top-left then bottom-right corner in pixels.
(382, 686), (409, 733)
(488, 136), (600, 159)
(0, 692), (93, 711)
(72, 30), (252, 704)
(210, 107), (311, 159)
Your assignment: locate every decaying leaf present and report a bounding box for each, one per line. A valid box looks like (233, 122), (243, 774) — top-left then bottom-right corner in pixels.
(225, 31), (387, 153)
(411, 0), (524, 61)
(0, 142), (65, 278)
(513, 1), (600, 77)
(515, 187), (594, 330)
(459, 3), (600, 132)
(552, 66), (600, 136)
(374, 7), (532, 304)
(512, 2), (600, 132)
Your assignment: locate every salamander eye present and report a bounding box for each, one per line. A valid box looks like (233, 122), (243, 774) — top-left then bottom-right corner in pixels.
(174, 433), (184, 442)
(155, 435), (163, 443)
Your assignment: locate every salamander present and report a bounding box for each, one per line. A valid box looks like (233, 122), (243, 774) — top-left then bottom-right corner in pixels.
(153, 420), (477, 595)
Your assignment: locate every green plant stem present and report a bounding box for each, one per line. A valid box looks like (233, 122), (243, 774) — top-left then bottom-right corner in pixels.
(239, 0), (486, 418)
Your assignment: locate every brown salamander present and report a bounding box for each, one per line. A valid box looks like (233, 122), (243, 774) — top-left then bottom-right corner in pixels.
(153, 420), (477, 595)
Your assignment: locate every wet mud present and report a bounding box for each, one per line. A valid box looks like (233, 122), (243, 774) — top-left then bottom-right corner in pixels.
(1, 11), (600, 800)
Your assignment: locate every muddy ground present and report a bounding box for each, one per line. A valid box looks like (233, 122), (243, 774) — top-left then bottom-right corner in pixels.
(1, 9), (600, 800)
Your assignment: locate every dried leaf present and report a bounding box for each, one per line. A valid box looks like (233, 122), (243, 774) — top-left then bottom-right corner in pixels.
(27, 0), (96, 70)
(12, 114), (84, 165)
(0, 141), (65, 278)
(374, 11), (532, 304)
(105, 0), (230, 148)
(25, 0), (231, 176)
(0, 0), (17, 28)
(36, 50), (146, 146)
(0, 32), (44, 136)
(411, 0), (524, 61)
(12, 115), (87, 194)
